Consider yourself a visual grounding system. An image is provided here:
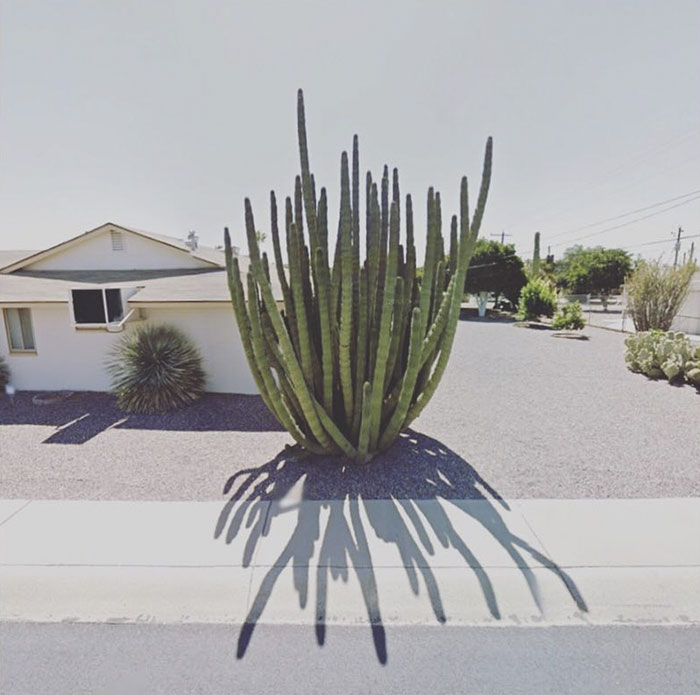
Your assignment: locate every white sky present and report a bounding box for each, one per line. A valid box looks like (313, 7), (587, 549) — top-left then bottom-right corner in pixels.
(1, 1), (699, 263)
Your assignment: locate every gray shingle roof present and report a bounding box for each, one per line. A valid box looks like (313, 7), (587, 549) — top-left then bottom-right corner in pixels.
(0, 259), (283, 304)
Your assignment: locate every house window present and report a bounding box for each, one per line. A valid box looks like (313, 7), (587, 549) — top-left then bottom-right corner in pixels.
(3, 308), (36, 352)
(71, 288), (124, 325)
(111, 230), (124, 251)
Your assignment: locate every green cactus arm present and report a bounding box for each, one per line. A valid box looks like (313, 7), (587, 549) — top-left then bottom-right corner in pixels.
(352, 135), (361, 282)
(297, 89), (319, 251)
(314, 246), (334, 414)
(448, 214), (458, 281)
(259, 311), (306, 428)
(351, 265), (369, 439)
(261, 252), (271, 283)
(366, 183), (381, 376)
(417, 188), (439, 338)
(246, 273), (327, 453)
(368, 200), (400, 450)
(244, 199), (334, 450)
(379, 307), (423, 450)
(338, 151), (355, 424)
(420, 276), (456, 366)
(287, 221), (315, 385)
(311, 396), (357, 459)
(282, 196), (301, 359)
(384, 276), (405, 397)
(356, 381), (373, 463)
(223, 230), (277, 415)
(269, 191), (293, 306)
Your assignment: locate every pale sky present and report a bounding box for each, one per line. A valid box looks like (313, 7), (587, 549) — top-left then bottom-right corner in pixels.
(1, 1), (699, 263)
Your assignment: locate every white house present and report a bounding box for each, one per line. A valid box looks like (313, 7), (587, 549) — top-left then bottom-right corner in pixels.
(672, 270), (700, 336)
(0, 223), (273, 394)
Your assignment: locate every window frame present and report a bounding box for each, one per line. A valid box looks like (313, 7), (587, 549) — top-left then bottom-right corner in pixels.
(3, 307), (37, 354)
(69, 287), (126, 329)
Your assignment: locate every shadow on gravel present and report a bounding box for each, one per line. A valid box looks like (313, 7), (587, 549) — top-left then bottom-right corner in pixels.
(458, 308), (516, 323)
(0, 392), (284, 443)
(216, 431), (587, 665)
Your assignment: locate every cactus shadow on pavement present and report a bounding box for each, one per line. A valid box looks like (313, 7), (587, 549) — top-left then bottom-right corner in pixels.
(215, 431), (587, 665)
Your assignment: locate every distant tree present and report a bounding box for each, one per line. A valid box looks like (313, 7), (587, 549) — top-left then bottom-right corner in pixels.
(555, 246), (632, 310)
(464, 239), (528, 309)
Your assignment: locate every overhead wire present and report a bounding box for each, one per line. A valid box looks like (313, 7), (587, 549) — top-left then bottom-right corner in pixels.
(550, 194), (700, 248)
(547, 188), (700, 241)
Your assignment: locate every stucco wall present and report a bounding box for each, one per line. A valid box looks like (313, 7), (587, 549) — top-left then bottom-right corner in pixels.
(142, 305), (256, 394)
(672, 271), (700, 335)
(0, 303), (128, 391)
(26, 227), (212, 271)
(0, 302), (257, 394)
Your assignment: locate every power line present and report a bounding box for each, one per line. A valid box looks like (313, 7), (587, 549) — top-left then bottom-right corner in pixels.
(504, 120), (700, 233)
(547, 188), (700, 241)
(621, 232), (700, 250)
(551, 194), (700, 248)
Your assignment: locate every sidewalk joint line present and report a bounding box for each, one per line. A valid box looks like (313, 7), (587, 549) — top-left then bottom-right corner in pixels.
(0, 501), (33, 529)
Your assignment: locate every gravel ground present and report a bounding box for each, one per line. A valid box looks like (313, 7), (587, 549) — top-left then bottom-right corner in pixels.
(1, 320), (698, 500)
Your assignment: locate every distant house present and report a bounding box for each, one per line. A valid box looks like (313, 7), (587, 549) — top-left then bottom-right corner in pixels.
(672, 269), (700, 336)
(0, 223), (273, 393)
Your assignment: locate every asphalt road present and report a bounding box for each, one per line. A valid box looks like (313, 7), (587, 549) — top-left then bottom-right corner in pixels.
(1, 320), (699, 500)
(2, 623), (699, 695)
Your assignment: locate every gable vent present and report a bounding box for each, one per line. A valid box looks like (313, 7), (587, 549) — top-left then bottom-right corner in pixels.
(110, 230), (124, 251)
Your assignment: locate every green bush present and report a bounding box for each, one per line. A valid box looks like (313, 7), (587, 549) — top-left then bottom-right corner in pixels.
(0, 356), (10, 393)
(625, 260), (696, 331)
(517, 278), (557, 321)
(108, 324), (206, 413)
(551, 301), (586, 331)
(624, 330), (700, 386)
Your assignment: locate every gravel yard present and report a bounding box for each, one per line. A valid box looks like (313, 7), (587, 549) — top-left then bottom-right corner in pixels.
(1, 319), (698, 500)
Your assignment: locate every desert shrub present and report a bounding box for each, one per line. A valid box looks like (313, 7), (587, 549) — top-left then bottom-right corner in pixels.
(517, 278), (557, 321)
(625, 260), (696, 331)
(551, 301), (586, 331)
(624, 330), (700, 386)
(108, 324), (206, 413)
(0, 356), (9, 392)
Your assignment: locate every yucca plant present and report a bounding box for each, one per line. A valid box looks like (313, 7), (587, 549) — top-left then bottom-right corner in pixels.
(225, 90), (492, 462)
(0, 356), (10, 393)
(108, 324), (205, 413)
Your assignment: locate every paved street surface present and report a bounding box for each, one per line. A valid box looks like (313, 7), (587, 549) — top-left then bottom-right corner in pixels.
(2, 623), (699, 695)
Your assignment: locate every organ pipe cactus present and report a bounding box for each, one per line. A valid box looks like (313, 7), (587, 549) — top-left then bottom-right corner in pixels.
(225, 90), (493, 462)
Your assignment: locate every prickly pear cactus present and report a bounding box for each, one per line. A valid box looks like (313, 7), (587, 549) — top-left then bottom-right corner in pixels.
(625, 330), (700, 387)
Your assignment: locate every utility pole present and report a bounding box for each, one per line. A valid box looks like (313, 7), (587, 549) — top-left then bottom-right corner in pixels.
(673, 227), (683, 267)
(490, 230), (512, 245)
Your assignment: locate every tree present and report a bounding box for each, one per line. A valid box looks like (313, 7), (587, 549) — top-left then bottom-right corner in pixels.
(555, 246), (632, 310)
(464, 239), (528, 310)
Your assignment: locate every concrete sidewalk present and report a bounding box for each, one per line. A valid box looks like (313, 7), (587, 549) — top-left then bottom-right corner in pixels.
(1, 498), (699, 628)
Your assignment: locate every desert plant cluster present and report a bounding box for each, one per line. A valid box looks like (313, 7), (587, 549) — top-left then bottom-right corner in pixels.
(517, 277), (557, 321)
(225, 90), (493, 462)
(624, 330), (700, 387)
(552, 301), (586, 331)
(108, 324), (206, 413)
(0, 356), (9, 393)
(625, 260), (697, 331)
